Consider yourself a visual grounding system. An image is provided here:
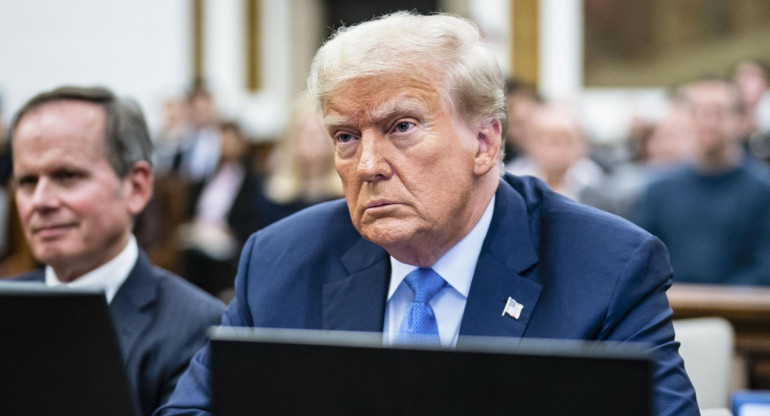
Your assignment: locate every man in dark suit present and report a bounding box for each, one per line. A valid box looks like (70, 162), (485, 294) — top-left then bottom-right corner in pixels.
(158, 12), (698, 416)
(8, 86), (225, 416)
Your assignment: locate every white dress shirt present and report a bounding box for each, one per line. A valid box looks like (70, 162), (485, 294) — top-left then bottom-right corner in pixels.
(45, 235), (138, 304)
(384, 196), (495, 347)
(195, 162), (245, 226)
(183, 128), (221, 181)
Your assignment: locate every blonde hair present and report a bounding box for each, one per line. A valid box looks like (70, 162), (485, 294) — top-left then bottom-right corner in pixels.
(307, 11), (506, 129)
(266, 93), (343, 204)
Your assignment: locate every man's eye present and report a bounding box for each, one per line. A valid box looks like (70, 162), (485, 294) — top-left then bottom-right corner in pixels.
(393, 121), (414, 133)
(54, 171), (83, 183)
(15, 177), (37, 190)
(336, 133), (355, 144)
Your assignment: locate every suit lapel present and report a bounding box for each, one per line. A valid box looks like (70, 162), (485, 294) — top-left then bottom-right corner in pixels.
(322, 237), (389, 332)
(109, 252), (157, 362)
(459, 179), (542, 343)
(319, 176), (544, 339)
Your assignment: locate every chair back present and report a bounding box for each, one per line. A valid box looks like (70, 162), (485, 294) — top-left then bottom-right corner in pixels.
(674, 317), (735, 409)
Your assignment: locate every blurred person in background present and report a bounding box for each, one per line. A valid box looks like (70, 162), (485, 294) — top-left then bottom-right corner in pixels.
(177, 121), (261, 301)
(593, 101), (696, 219)
(174, 84), (221, 182)
(636, 76), (770, 285)
(7, 85), (224, 415)
(257, 93), (343, 228)
(0, 93), (10, 259)
(134, 85), (221, 273)
(0, 92), (9, 182)
(506, 103), (605, 203)
(502, 78), (542, 164)
(134, 93), (195, 272)
(642, 103), (697, 166)
(153, 96), (193, 177)
(732, 58), (770, 163)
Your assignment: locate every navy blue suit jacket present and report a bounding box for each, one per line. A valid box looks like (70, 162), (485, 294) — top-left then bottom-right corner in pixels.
(17, 251), (225, 416)
(159, 174), (698, 415)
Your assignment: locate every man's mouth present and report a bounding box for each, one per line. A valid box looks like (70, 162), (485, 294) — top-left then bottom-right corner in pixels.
(32, 223), (76, 238)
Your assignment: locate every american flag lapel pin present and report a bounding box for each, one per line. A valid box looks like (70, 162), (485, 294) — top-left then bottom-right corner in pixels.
(502, 297), (523, 320)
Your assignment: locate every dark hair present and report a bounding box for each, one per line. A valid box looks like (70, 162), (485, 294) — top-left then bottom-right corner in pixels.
(504, 77), (542, 102)
(219, 120), (243, 137)
(7, 85), (153, 177)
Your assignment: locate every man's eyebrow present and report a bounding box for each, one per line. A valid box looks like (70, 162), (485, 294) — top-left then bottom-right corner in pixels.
(368, 98), (427, 122)
(323, 114), (354, 129)
(324, 96), (431, 128)
(12, 173), (37, 186)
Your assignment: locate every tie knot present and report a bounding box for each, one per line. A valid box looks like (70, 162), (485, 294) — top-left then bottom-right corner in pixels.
(404, 268), (446, 303)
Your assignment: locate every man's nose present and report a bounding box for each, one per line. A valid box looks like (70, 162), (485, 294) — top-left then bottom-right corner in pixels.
(357, 130), (393, 182)
(30, 178), (61, 211)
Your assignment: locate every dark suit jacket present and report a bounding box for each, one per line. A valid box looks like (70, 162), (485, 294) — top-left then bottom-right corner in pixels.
(17, 251), (225, 416)
(158, 174), (698, 416)
(186, 163), (262, 245)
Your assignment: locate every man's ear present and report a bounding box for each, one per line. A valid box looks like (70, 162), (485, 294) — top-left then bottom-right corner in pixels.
(124, 161), (154, 216)
(473, 117), (502, 176)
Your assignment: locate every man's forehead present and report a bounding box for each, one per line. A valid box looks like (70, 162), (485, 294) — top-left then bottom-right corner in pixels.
(19, 99), (105, 130)
(324, 81), (445, 126)
(14, 100), (108, 156)
(326, 95), (428, 121)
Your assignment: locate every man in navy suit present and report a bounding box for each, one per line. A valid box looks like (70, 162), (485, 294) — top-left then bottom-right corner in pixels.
(159, 12), (698, 415)
(8, 86), (224, 416)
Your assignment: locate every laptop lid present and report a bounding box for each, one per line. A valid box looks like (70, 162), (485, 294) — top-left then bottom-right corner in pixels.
(0, 282), (139, 416)
(209, 326), (653, 416)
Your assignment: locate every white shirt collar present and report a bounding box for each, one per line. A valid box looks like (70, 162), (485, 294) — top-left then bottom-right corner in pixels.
(388, 195), (496, 299)
(45, 235), (139, 304)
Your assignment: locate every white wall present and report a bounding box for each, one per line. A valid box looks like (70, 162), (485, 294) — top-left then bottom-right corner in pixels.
(0, 0), (298, 140)
(470, 0), (511, 77)
(0, 0), (663, 144)
(538, 0), (668, 143)
(0, 0), (191, 133)
(202, 0), (295, 140)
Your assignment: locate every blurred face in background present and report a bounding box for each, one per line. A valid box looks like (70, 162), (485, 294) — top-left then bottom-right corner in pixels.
(528, 106), (586, 177)
(163, 98), (189, 131)
(189, 91), (217, 129)
(686, 81), (742, 163)
(505, 92), (541, 153)
(733, 61), (769, 111)
(645, 105), (696, 164)
(293, 111), (333, 173)
(219, 124), (247, 163)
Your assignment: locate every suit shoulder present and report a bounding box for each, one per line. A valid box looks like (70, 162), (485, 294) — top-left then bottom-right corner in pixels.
(260, 198), (351, 235)
(555, 192), (650, 242)
(509, 174), (653, 245)
(247, 198), (360, 255)
(150, 267), (225, 319)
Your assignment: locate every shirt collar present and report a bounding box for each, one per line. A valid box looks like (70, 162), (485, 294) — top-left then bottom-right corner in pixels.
(388, 195), (496, 299)
(45, 235), (139, 304)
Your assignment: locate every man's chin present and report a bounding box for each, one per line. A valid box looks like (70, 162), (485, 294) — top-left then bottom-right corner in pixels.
(31, 245), (72, 267)
(358, 218), (419, 248)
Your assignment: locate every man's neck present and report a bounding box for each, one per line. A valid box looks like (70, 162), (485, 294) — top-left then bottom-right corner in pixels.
(51, 235), (131, 282)
(696, 145), (742, 174)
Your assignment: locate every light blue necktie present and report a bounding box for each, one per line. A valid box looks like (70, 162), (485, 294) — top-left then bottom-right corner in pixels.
(396, 268), (446, 346)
